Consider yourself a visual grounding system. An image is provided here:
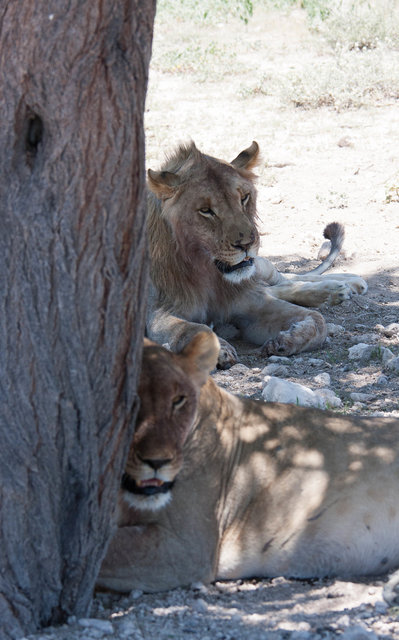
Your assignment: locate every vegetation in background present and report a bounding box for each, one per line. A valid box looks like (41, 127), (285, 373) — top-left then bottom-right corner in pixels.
(154, 0), (399, 110)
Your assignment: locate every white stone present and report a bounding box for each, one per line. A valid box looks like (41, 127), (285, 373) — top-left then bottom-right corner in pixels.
(313, 372), (331, 386)
(350, 392), (375, 403)
(348, 343), (373, 360)
(268, 355), (291, 363)
(317, 388), (342, 408)
(262, 377), (340, 409)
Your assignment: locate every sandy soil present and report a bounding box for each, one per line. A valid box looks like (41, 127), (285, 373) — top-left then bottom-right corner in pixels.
(25, 7), (399, 640)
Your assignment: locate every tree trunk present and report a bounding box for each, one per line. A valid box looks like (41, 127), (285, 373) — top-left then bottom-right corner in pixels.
(0, 2), (155, 638)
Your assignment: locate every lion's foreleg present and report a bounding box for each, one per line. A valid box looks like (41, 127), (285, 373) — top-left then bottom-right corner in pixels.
(260, 312), (327, 357)
(147, 306), (238, 369)
(233, 291), (327, 356)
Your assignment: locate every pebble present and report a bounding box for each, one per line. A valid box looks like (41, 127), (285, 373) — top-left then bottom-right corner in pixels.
(348, 343), (374, 360)
(340, 626), (378, 640)
(313, 372), (331, 386)
(229, 363), (249, 374)
(375, 375), (389, 386)
(326, 322), (345, 336)
(129, 589), (143, 600)
(385, 356), (399, 373)
(376, 322), (399, 337)
(78, 618), (114, 633)
(268, 355), (291, 363)
(350, 392), (375, 403)
(262, 377), (341, 409)
(262, 363), (289, 376)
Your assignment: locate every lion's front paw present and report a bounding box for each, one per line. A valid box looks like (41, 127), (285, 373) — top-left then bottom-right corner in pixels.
(344, 275), (368, 295)
(217, 338), (238, 369)
(326, 282), (353, 306)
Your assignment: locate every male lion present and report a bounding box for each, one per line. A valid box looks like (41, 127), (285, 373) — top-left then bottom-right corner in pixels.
(146, 141), (367, 369)
(98, 333), (399, 594)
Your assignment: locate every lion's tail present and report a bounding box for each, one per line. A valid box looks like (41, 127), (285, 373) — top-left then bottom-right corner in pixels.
(301, 221), (345, 275)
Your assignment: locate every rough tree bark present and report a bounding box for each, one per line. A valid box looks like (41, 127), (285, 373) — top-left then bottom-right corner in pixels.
(0, 2), (155, 638)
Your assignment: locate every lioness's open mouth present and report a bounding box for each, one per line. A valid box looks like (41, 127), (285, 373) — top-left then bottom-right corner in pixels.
(214, 257), (254, 274)
(121, 472), (174, 496)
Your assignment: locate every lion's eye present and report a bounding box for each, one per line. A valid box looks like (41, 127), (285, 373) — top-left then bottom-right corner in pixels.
(199, 207), (215, 217)
(172, 395), (187, 410)
(241, 193), (250, 206)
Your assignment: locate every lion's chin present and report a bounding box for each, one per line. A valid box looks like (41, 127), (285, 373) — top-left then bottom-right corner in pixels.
(121, 472), (175, 512)
(215, 257), (256, 283)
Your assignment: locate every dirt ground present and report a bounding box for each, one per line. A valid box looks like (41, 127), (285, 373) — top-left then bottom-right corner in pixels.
(26, 6), (399, 640)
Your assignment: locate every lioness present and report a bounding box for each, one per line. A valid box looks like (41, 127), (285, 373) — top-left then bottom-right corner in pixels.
(98, 333), (399, 593)
(146, 141), (367, 369)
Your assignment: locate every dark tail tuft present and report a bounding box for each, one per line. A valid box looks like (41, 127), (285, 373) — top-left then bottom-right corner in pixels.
(300, 221), (345, 275)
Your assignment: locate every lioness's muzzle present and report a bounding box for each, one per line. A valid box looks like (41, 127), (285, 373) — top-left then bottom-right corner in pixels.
(121, 472), (174, 496)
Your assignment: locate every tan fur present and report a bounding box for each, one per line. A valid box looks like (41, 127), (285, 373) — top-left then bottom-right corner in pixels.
(98, 334), (399, 593)
(146, 142), (367, 368)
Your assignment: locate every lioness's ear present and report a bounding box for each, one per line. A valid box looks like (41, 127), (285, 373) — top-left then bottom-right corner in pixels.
(231, 141), (260, 171)
(147, 168), (180, 199)
(180, 331), (220, 387)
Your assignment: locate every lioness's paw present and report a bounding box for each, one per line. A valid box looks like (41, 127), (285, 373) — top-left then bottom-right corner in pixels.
(217, 338), (238, 369)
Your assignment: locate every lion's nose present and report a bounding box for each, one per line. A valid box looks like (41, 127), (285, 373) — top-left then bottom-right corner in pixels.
(231, 239), (253, 251)
(138, 455), (172, 471)
(232, 230), (255, 251)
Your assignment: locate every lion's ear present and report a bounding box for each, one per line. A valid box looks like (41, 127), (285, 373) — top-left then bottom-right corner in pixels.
(231, 141), (260, 171)
(180, 331), (220, 387)
(147, 168), (180, 199)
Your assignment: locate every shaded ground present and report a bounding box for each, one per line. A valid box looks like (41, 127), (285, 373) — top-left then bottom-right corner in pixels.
(26, 5), (399, 640)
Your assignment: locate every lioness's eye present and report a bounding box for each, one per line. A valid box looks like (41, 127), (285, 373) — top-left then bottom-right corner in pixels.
(172, 395), (187, 410)
(241, 193), (250, 206)
(199, 207), (215, 217)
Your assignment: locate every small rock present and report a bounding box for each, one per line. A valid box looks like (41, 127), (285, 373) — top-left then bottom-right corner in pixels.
(262, 363), (289, 377)
(337, 136), (354, 147)
(317, 388), (342, 408)
(78, 618), (114, 633)
(385, 356), (399, 373)
(314, 372), (331, 386)
(374, 600), (389, 613)
(375, 375), (389, 386)
(340, 626), (378, 640)
(262, 377), (340, 409)
(348, 343), (374, 360)
(307, 358), (324, 366)
(129, 589), (143, 600)
(376, 322), (399, 337)
(350, 392), (375, 403)
(192, 598), (208, 613)
(268, 355), (291, 363)
(382, 347), (395, 363)
(229, 363), (249, 374)
(350, 333), (378, 344)
(326, 322), (345, 336)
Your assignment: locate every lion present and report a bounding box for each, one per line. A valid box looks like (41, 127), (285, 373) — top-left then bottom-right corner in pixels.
(146, 141), (367, 369)
(98, 333), (399, 594)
